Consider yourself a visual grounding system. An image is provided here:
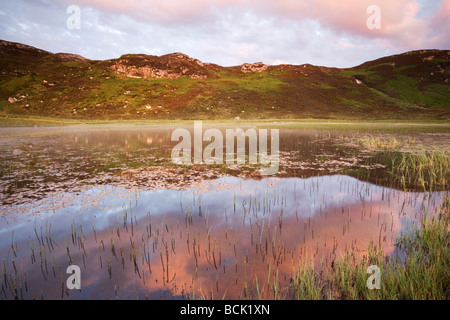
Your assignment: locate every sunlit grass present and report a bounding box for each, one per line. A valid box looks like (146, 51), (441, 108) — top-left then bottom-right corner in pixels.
(269, 195), (449, 300)
(391, 151), (450, 192)
(357, 136), (410, 151)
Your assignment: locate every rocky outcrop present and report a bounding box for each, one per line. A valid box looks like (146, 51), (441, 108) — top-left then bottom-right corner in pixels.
(109, 53), (210, 79)
(241, 62), (268, 73)
(111, 61), (183, 79)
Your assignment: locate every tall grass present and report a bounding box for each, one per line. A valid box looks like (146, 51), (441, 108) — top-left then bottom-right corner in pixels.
(391, 151), (449, 191)
(289, 195), (449, 300)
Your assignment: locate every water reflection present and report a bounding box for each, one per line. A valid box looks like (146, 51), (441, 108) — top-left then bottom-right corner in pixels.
(0, 125), (404, 207)
(0, 175), (443, 299)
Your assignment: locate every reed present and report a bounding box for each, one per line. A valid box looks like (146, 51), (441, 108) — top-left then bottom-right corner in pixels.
(391, 150), (449, 192)
(286, 195), (449, 300)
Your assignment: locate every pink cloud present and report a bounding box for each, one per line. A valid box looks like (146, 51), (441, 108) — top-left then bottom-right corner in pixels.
(62, 0), (449, 49)
(427, 0), (450, 48)
(265, 0), (434, 48)
(267, 0), (449, 49)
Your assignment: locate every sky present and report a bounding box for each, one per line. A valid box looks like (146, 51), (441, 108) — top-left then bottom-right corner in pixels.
(0, 0), (449, 68)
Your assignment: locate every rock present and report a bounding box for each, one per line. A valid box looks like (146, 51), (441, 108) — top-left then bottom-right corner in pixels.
(241, 62), (267, 73)
(8, 97), (17, 103)
(109, 55), (209, 80)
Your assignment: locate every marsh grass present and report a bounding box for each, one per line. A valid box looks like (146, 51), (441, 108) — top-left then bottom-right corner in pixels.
(184, 193), (449, 300)
(278, 195), (449, 300)
(357, 136), (410, 151)
(340, 134), (450, 192)
(391, 151), (450, 192)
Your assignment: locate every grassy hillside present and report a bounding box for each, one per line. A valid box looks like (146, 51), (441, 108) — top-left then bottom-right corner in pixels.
(0, 40), (449, 120)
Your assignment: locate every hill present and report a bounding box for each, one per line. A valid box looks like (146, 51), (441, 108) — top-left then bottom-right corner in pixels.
(0, 40), (449, 120)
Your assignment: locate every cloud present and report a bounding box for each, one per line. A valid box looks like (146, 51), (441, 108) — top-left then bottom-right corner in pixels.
(59, 0), (449, 47)
(0, 0), (448, 67)
(428, 0), (450, 48)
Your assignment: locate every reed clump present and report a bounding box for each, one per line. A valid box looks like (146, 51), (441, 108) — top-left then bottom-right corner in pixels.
(390, 150), (449, 191)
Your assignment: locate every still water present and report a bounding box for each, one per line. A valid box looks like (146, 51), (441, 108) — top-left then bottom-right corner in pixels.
(0, 125), (446, 299)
